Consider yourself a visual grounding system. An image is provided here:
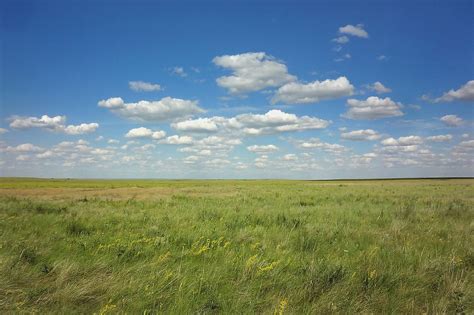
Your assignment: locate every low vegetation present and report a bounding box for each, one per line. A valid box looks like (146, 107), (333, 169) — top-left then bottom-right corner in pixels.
(0, 178), (473, 313)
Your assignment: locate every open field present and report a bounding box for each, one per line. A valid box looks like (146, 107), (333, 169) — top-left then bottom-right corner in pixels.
(0, 178), (473, 313)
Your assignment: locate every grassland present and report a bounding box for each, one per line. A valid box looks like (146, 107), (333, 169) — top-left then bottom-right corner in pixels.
(0, 178), (473, 314)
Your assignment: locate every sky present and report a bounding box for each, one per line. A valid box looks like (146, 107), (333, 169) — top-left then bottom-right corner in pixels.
(0, 0), (473, 179)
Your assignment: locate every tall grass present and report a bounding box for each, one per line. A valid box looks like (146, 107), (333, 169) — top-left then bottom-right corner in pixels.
(0, 179), (473, 313)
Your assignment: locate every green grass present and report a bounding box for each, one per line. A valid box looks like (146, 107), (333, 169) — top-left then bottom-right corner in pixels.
(0, 178), (473, 313)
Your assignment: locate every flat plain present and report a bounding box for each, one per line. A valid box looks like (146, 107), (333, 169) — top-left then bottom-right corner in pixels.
(0, 178), (473, 313)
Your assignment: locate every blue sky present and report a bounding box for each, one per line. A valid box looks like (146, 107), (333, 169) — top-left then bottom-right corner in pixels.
(1, 0), (473, 179)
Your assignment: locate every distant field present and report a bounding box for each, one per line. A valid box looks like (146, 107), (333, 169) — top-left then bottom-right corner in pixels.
(0, 178), (473, 313)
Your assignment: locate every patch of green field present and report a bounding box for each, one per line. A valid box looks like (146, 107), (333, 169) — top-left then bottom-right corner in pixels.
(0, 179), (473, 313)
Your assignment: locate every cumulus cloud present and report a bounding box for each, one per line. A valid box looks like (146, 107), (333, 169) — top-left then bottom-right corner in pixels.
(343, 96), (404, 120)
(36, 150), (55, 159)
(9, 115), (99, 135)
(0, 128), (8, 135)
(381, 136), (423, 146)
(98, 97), (125, 109)
(378, 136), (424, 157)
(332, 35), (349, 44)
(162, 135), (194, 145)
(98, 96), (204, 122)
(213, 52), (296, 94)
(178, 136), (242, 156)
(295, 138), (347, 154)
(172, 118), (219, 132)
(282, 154), (298, 161)
(170, 109), (330, 135)
(172, 67), (188, 77)
(63, 123), (99, 135)
(458, 139), (474, 149)
(5, 143), (44, 153)
(440, 114), (463, 126)
(427, 134), (452, 142)
(367, 81), (392, 94)
(205, 158), (231, 167)
(340, 129), (381, 141)
(334, 54), (351, 62)
(125, 127), (166, 139)
(254, 155), (269, 168)
(236, 110), (330, 134)
(434, 80), (474, 102)
(247, 144), (279, 154)
(272, 76), (354, 104)
(10, 115), (66, 129)
(125, 127), (152, 138)
(129, 81), (162, 92)
(339, 24), (369, 38)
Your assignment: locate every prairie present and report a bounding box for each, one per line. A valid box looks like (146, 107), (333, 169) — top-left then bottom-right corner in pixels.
(0, 178), (473, 313)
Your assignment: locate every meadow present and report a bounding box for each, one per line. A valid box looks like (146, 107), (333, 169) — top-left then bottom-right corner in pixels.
(0, 178), (472, 314)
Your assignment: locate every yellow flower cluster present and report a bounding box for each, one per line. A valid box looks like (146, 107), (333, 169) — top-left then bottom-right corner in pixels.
(258, 261), (280, 275)
(191, 236), (230, 256)
(96, 301), (116, 315)
(245, 254), (280, 275)
(274, 298), (288, 315)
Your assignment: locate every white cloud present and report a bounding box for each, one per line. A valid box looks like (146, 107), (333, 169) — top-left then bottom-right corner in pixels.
(377, 55), (387, 61)
(170, 109), (330, 136)
(63, 123), (99, 135)
(458, 140), (474, 149)
(9, 115), (98, 135)
(343, 96), (404, 120)
(16, 154), (30, 161)
(125, 127), (166, 139)
(332, 36), (349, 44)
(380, 136), (423, 156)
(10, 115), (66, 129)
(238, 110), (330, 134)
(129, 81), (162, 92)
(247, 144), (279, 154)
(5, 143), (44, 153)
(339, 24), (369, 38)
(125, 127), (153, 138)
(172, 118), (219, 132)
(108, 139), (120, 144)
(98, 97), (124, 109)
(381, 136), (423, 146)
(341, 129), (381, 141)
(282, 154), (298, 161)
(36, 150), (55, 159)
(367, 81), (392, 94)
(98, 96), (204, 122)
(213, 52), (296, 94)
(334, 54), (351, 62)
(0, 128), (8, 135)
(172, 67), (187, 77)
(204, 158), (231, 167)
(434, 80), (474, 102)
(296, 138), (347, 154)
(427, 134), (452, 142)
(183, 155), (200, 164)
(272, 76), (354, 104)
(254, 155), (269, 168)
(176, 135), (242, 158)
(440, 114), (463, 127)
(162, 135), (194, 145)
